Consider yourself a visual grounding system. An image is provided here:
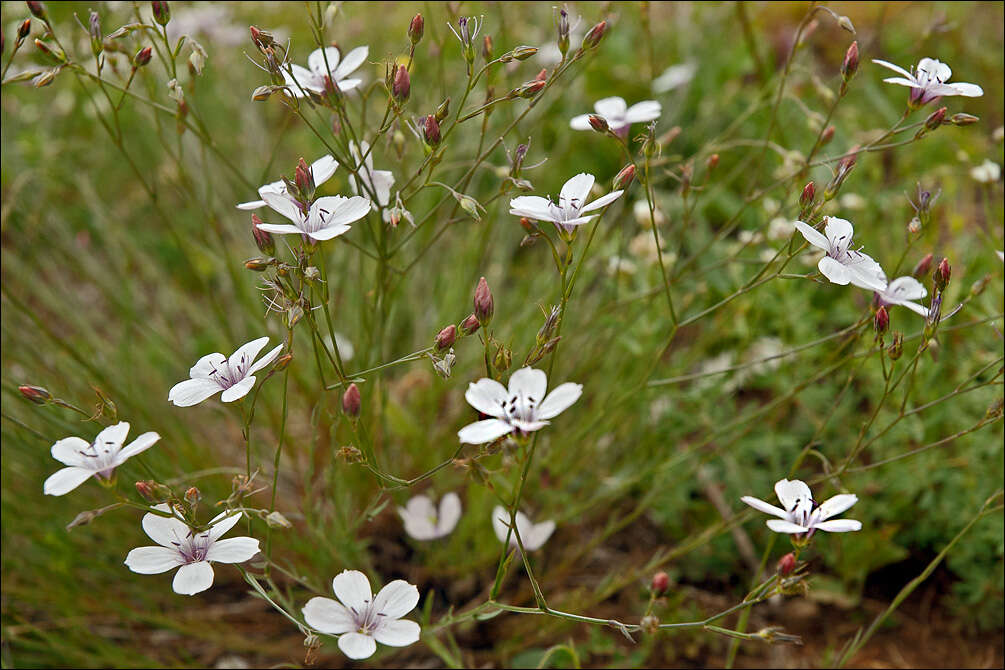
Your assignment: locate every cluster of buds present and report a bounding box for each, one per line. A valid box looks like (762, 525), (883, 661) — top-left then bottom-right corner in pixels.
(249, 26), (285, 88)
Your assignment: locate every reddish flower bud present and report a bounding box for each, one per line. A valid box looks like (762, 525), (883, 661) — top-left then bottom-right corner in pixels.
(408, 13), (424, 45)
(706, 153), (720, 171)
(534, 68), (547, 82)
(460, 313), (480, 335)
(588, 114), (609, 133)
(800, 181), (816, 207)
(392, 66), (410, 102)
(18, 18), (31, 40)
(274, 352), (293, 371)
(820, 125), (835, 146)
(513, 79), (546, 99)
(244, 257), (273, 272)
(251, 214), (275, 255)
(18, 384), (52, 404)
(134, 46), (152, 67)
(519, 217), (535, 232)
(912, 252), (934, 279)
(949, 113), (979, 126)
(651, 571), (670, 595)
(841, 41), (858, 80)
(342, 383), (361, 418)
(482, 35), (493, 61)
(26, 1), (46, 21)
(777, 552), (797, 576)
(435, 325), (457, 351)
(613, 164), (635, 190)
(924, 106), (947, 131)
(874, 306), (889, 336)
(150, 0), (170, 26)
(423, 114), (441, 146)
(474, 276), (494, 326)
(135, 480), (156, 502)
(582, 20), (607, 49)
(934, 258), (951, 290)
(295, 157), (313, 197)
(184, 486), (201, 506)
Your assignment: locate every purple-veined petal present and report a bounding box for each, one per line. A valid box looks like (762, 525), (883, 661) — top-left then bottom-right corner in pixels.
(303, 596), (356, 635)
(373, 619), (421, 647)
(766, 519), (810, 534)
(124, 546), (183, 574)
(317, 195), (372, 227)
(507, 367), (548, 401)
(206, 537), (260, 563)
(885, 276), (927, 301)
(774, 479), (813, 511)
(813, 519), (862, 533)
(458, 418), (513, 444)
(580, 189), (623, 213)
(173, 560), (215, 595)
(817, 256), (852, 285)
(373, 580), (420, 619)
(228, 337), (269, 377)
(190, 352), (226, 379)
(50, 437), (91, 467)
(464, 378), (509, 416)
(740, 495), (788, 519)
(262, 191), (306, 225)
(536, 382), (583, 420)
(220, 377), (256, 403)
(308, 46), (341, 78)
(94, 422), (130, 451)
(823, 217), (854, 250)
(43, 466), (94, 496)
(793, 220), (830, 251)
(337, 632), (377, 660)
(332, 570), (373, 612)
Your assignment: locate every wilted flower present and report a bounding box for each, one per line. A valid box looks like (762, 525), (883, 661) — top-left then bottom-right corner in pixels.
(236, 155), (338, 210)
(458, 367), (582, 444)
(570, 96), (661, 135)
(168, 336), (283, 406)
(741, 479), (862, 537)
(302, 570), (420, 660)
(875, 276), (928, 316)
(124, 505), (260, 595)
(509, 173), (623, 234)
(794, 217), (887, 291)
(398, 493), (462, 540)
(283, 45), (368, 96)
(492, 506), (555, 551)
(44, 422), (160, 496)
(872, 57), (983, 107)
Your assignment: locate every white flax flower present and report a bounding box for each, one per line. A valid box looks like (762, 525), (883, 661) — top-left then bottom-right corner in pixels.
(872, 57), (983, 107)
(458, 367), (582, 444)
(124, 505), (260, 595)
(741, 479), (862, 537)
(492, 506), (555, 551)
(44, 422), (160, 496)
(398, 493), (462, 540)
(875, 276), (928, 316)
(168, 336), (283, 407)
(509, 173), (623, 234)
(236, 155), (338, 210)
(302, 570), (420, 660)
(794, 217), (887, 291)
(257, 189), (370, 242)
(348, 141), (396, 220)
(570, 96), (661, 134)
(283, 45), (368, 97)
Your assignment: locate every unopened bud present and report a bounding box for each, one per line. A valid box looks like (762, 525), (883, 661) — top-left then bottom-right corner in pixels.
(557, 8), (570, 56)
(912, 252), (933, 279)
(970, 274), (991, 298)
(460, 313), (480, 335)
(501, 45), (538, 63)
(151, 0), (170, 26)
(435, 325), (457, 351)
(887, 332), (903, 360)
(408, 13), (424, 45)
(423, 114), (441, 146)
(800, 181), (816, 207)
(34, 38), (64, 64)
(88, 11), (102, 55)
(924, 106), (947, 131)
(588, 114), (609, 133)
(435, 97), (450, 121)
(251, 215), (275, 255)
(134, 46), (152, 67)
(134, 480), (155, 502)
(820, 125), (835, 146)
(392, 65), (410, 103)
(651, 571), (670, 594)
(295, 157), (314, 198)
(841, 41), (858, 80)
(512, 79), (546, 99)
(482, 35), (493, 61)
(18, 384), (52, 404)
(274, 352), (293, 371)
(251, 85), (274, 101)
(18, 18), (31, 40)
(874, 305), (889, 336)
(474, 276), (494, 326)
(582, 20), (607, 49)
(32, 69), (56, 87)
(244, 256), (273, 272)
(706, 153), (719, 171)
(342, 383), (361, 418)
(266, 510), (293, 528)
(613, 164), (635, 190)
(933, 257), (951, 290)
(26, 1), (46, 21)
(777, 552), (797, 576)
(135, 480), (172, 503)
(949, 113), (979, 126)
(184, 486), (201, 507)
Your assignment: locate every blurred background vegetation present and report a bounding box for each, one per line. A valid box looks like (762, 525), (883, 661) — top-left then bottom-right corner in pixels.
(2, 1), (1003, 667)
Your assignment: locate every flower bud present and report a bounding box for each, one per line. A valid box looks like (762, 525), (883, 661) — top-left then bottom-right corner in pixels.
(706, 153), (719, 171)
(482, 35), (493, 61)
(26, 1), (46, 21)
(88, 11), (102, 56)
(500, 45), (538, 63)
(251, 214), (275, 255)
(777, 552), (797, 576)
(582, 20), (607, 49)
(32, 69), (56, 88)
(874, 305), (889, 337)
(820, 125), (835, 146)
(887, 332), (903, 360)
(613, 164), (635, 190)
(135, 480), (172, 503)
(134, 46), (152, 67)
(924, 106), (947, 132)
(435, 97), (450, 122)
(18, 18), (31, 40)
(392, 65), (410, 103)
(34, 38), (65, 64)
(423, 114), (441, 147)
(295, 157), (314, 199)
(474, 276), (494, 326)
(151, 0), (170, 26)
(460, 313), (480, 335)
(274, 352), (293, 371)
(933, 258), (951, 290)
(970, 273), (991, 298)
(512, 79), (546, 99)
(950, 113), (979, 126)
(651, 571), (670, 595)
(912, 252), (933, 279)
(342, 383), (361, 418)
(435, 325), (457, 351)
(184, 486), (201, 507)
(557, 8), (570, 56)
(588, 114), (609, 133)
(840, 41), (858, 81)
(800, 181), (815, 207)
(408, 13), (424, 45)
(244, 257), (274, 272)
(18, 384), (52, 404)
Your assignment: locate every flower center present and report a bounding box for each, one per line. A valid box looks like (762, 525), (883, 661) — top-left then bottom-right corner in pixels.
(171, 529), (212, 564)
(77, 438), (118, 477)
(349, 599), (386, 635)
(503, 392), (538, 425)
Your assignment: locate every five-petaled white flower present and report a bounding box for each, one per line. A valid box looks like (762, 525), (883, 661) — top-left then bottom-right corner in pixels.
(44, 422), (160, 496)
(348, 141), (396, 220)
(492, 506), (556, 551)
(302, 570), (421, 660)
(570, 96), (661, 134)
(741, 479), (862, 537)
(256, 188), (370, 242)
(398, 493), (462, 541)
(876, 276), (928, 316)
(872, 57), (983, 107)
(509, 173), (623, 234)
(124, 504), (260, 595)
(236, 155), (338, 210)
(794, 217), (887, 291)
(458, 367), (583, 444)
(283, 45), (368, 97)
(168, 336), (283, 407)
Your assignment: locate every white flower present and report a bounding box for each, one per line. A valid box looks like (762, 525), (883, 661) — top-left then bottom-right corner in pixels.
(492, 506), (555, 551)
(302, 570), (420, 660)
(652, 63), (696, 93)
(794, 217), (887, 291)
(348, 141), (396, 219)
(283, 45), (368, 97)
(168, 336), (283, 407)
(43, 422), (160, 496)
(509, 173), (623, 234)
(741, 479), (862, 537)
(124, 504), (260, 595)
(398, 493), (462, 540)
(457, 367), (582, 444)
(256, 189), (370, 242)
(872, 57), (983, 107)
(876, 276), (928, 316)
(970, 160), (1001, 184)
(570, 96), (661, 133)
(997, 250), (1004, 263)
(236, 155), (339, 210)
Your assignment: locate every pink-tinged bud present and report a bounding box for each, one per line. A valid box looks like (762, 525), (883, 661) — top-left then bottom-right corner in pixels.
(184, 486), (201, 506)
(820, 125), (835, 146)
(513, 79), (546, 99)
(800, 181), (816, 207)
(460, 313), (480, 335)
(423, 114), (441, 146)
(588, 114), (609, 133)
(949, 113), (979, 126)
(274, 352), (293, 371)
(135, 480), (156, 502)
(841, 41), (858, 80)
(874, 306), (889, 336)
(924, 106), (947, 131)
(519, 217), (535, 232)
(613, 164), (635, 190)
(150, 0), (170, 26)
(392, 66), (410, 103)
(582, 20), (607, 49)
(342, 383), (361, 418)
(134, 46), (152, 67)
(26, 1), (46, 21)
(474, 276), (494, 326)
(34, 38), (64, 64)
(18, 384), (52, 404)
(251, 214), (275, 255)
(435, 325), (457, 351)
(706, 153), (720, 171)
(651, 571), (670, 595)
(18, 18), (31, 40)
(482, 34), (493, 61)
(408, 13), (424, 45)
(534, 68), (547, 82)
(934, 258), (951, 290)
(777, 552), (797, 576)
(295, 157), (314, 197)
(912, 252), (934, 279)
(245, 257), (274, 272)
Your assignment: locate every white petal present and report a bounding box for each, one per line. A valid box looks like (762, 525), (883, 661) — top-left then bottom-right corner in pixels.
(220, 377), (256, 403)
(882, 76), (921, 88)
(262, 191), (305, 225)
(336, 77), (362, 91)
(43, 466), (95, 496)
(168, 378), (221, 406)
(189, 352), (227, 380)
(283, 64), (322, 94)
(918, 58), (950, 81)
(774, 479), (813, 511)
(247, 343), (284, 376)
(114, 431), (161, 465)
(508, 367), (548, 401)
(333, 570), (373, 612)
(307, 224), (352, 241)
(898, 300), (930, 317)
(492, 506), (513, 543)
(464, 378), (508, 416)
(793, 220), (830, 251)
(886, 276), (927, 301)
(374, 619), (421, 647)
(594, 96), (627, 119)
(236, 199), (266, 210)
(173, 561), (215, 595)
(206, 537), (260, 563)
(303, 597), (356, 635)
(817, 256), (852, 285)
(814, 494), (858, 521)
(458, 418), (513, 444)
(50, 437), (91, 467)
(228, 337), (269, 378)
(316, 195), (372, 226)
(254, 223), (306, 236)
(207, 509), (244, 541)
(124, 546), (182, 574)
(740, 495), (788, 519)
(579, 189), (623, 213)
(569, 114), (594, 131)
(948, 82), (983, 97)
(823, 217), (854, 249)
(813, 519), (862, 533)
(766, 519), (810, 534)
(310, 155), (339, 186)
(560, 173), (595, 210)
(871, 59), (914, 79)
(373, 580), (420, 619)
(523, 520), (556, 551)
(436, 493), (463, 536)
(333, 46), (368, 81)
(94, 422), (130, 451)
(624, 100), (662, 123)
(308, 46), (341, 78)
(399, 496), (438, 540)
(509, 195), (555, 220)
(142, 507), (191, 547)
(337, 632), (376, 660)
(844, 253), (888, 291)
(536, 383), (582, 420)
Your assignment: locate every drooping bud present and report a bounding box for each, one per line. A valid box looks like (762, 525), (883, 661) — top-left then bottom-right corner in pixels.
(34, 38), (65, 64)
(18, 384), (52, 404)
(274, 352), (293, 371)
(949, 113), (979, 126)
(512, 78), (546, 99)
(435, 97), (450, 121)
(582, 20), (607, 49)
(26, 1), (46, 21)
(651, 571), (670, 595)
(874, 305), (889, 337)
(459, 313), (480, 335)
(423, 114), (441, 146)
(588, 114), (609, 133)
(392, 65), (410, 103)
(933, 257), (951, 290)
(613, 164), (636, 190)
(342, 383), (361, 418)
(706, 153), (719, 171)
(408, 13), (424, 45)
(777, 552), (797, 576)
(150, 0), (170, 26)
(135, 480), (172, 503)
(912, 252), (934, 279)
(840, 41), (858, 81)
(474, 277), (494, 326)
(245, 257), (274, 272)
(134, 46), (152, 67)
(251, 214), (275, 255)
(435, 325), (457, 351)
(887, 332), (903, 360)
